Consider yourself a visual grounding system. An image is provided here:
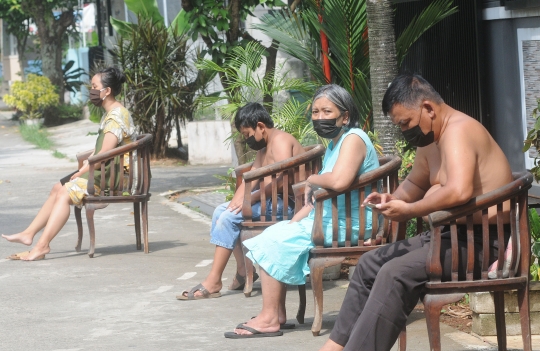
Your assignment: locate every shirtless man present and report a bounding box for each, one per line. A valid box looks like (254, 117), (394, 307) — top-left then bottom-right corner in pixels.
(319, 74), (513, 351)
(177, 102), (304, 300)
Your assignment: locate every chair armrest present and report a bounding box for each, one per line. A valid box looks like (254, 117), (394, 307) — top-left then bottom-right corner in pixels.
(292, 181), (307, 198)
(76, 149), (94, 169)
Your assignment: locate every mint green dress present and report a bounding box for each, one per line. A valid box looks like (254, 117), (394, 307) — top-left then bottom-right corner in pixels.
(244, 128), (380, 285)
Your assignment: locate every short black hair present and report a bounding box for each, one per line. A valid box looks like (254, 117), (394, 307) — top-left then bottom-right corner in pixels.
(234, 102), (274, 131)
(312, 84), (359, 128)
(382, 74), (444, 116)
(96, 66), (126, 96)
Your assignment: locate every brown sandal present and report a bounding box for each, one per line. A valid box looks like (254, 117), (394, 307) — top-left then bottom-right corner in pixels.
(228, 271), (259, 291)
(176, 283), (221, 300)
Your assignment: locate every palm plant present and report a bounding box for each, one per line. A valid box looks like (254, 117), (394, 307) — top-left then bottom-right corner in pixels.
(115, 15), (208, 158)
(255, 0), (457, 153)
(196, 41), (318, 162)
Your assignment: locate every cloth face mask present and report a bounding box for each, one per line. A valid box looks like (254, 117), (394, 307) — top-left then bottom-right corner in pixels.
(89, 88), (106, 107)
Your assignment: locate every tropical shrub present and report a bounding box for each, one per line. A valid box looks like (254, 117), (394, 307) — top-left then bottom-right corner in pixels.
(115, 15), (211, 158)
(523, 98), (540, 182)
(3, 74), (59, 120)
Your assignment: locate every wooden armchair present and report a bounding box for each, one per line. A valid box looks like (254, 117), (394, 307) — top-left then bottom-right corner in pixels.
(420, 171), (533, 351)
(74, 134), (153, 258)
(238, 144), (325, 300)
(293, 155), (402, 336)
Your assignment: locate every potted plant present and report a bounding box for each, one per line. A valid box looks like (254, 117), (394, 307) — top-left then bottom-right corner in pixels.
(3, 74), (59, 125)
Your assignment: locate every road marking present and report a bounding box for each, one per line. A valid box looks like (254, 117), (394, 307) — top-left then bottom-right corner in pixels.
(58, 232), (74, 237)
(177, 272), (197, 280)
(150, 285), (174, 293)
(196, 259), (213, 267)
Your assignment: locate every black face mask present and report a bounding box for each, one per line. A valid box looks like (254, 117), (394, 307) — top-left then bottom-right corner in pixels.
(246, 135), (267, 151)
(402, 124), (434, 147)
(312, 118), (342, 139)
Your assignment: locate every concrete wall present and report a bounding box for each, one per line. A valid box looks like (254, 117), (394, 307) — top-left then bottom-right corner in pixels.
(187, 121), (232, 165)
(482, 9), (540, 171)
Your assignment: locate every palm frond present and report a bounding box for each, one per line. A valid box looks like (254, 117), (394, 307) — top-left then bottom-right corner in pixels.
(396, 0), (458, 65)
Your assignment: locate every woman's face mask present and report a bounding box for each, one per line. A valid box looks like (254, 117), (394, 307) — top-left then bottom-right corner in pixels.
(311, 97), (348, 139)
(89, 88), (106, 107)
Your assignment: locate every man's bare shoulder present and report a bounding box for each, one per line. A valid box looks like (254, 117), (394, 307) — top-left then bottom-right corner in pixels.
(443, 111), (489, 144)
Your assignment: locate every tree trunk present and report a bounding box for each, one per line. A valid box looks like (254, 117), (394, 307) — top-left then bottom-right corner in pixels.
(367, 0), (401, 155)
(153, 105), (167, 159)
(41, 38), (65, 103)
(23, 1), (74, 104)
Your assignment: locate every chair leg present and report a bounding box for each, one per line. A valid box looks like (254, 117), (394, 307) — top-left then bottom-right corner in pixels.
(141, 200), (149, 253)
(398, 326), (406, 351)
(296, 284), (306, 324)
(75, 206), (83, 252)
(133, 202), (141, 250)
(308, 257), (342, 336)
(517, 286), (532, 351)
(242, 242), (254, 297)
(423, 293), (464, 351)
(85, 206), (96, 258)
(309, 258), (325, 336)
(493, 291), (507, 351)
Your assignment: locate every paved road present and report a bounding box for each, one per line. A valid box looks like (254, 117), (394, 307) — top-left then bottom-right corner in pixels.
(0, 116), (506, 350)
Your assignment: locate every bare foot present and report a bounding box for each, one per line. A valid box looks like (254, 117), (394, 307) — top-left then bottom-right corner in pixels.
(233, 314), (280, 335)
(319, 339), (344, 351)
(21, 246), (50, 261)
(2, 232), (33, 246)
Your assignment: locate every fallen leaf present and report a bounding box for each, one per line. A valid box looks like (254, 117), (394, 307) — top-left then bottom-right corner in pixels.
(127, 223), (135, 226)
(5, 180), (10, 183)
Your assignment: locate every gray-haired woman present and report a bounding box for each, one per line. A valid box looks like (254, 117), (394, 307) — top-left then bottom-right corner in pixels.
(224, 84), (380, 338)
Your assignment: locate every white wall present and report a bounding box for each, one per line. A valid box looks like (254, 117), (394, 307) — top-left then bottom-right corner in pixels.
(187, 121), (232, 165)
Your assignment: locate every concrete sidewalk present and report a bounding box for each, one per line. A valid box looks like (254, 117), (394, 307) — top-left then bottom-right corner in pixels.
(0, 115), (526, 350)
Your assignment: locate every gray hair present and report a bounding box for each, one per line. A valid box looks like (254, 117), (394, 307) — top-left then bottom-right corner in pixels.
(312, 84), (360, 128)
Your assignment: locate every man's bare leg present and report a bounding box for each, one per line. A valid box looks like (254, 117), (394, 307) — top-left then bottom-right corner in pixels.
(2, 182), (63, 245)
(181, 246), (232, 298)
(233, 268), (281, 335)
(319, 339), (345, 351)
(22, 185), (72, 261)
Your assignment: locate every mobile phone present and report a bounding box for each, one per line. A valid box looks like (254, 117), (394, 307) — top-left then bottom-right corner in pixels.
(364, 202), (378, 209)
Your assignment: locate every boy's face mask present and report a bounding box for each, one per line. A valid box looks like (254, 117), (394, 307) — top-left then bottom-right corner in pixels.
(246, 134), (267, 150)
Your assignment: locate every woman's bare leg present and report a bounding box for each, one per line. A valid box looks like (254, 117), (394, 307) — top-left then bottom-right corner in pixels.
(233, 268), (282, 335)
(278, 282), (287, 324)
(2, 182), (63, 245)
(22, 186), (72, 261)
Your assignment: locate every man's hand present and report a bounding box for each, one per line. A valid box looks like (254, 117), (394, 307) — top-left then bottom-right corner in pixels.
(375, 199), (413, 222)
(363, 192), (397, 206)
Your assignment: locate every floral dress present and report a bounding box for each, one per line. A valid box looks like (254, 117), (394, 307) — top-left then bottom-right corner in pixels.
(65, 106), (137, 207)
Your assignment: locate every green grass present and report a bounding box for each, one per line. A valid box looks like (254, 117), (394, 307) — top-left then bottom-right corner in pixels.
(19, 124), (53, 149)
(19, 124), (68, 159)
(52, 150), (67, 158)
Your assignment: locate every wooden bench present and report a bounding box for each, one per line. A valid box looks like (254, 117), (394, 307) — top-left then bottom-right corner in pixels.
(420, 171), (533, 351)
(74, 134), (153, 257)
(293, 155), (403, 336)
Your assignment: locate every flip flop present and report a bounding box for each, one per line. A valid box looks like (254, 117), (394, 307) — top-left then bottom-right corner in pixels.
(250, 316), (295, 330)
(224, 324), (283, 339)
(228, 271), (260, 291)
(176, 283), (221, 300)
(7, 251), (46, 261)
